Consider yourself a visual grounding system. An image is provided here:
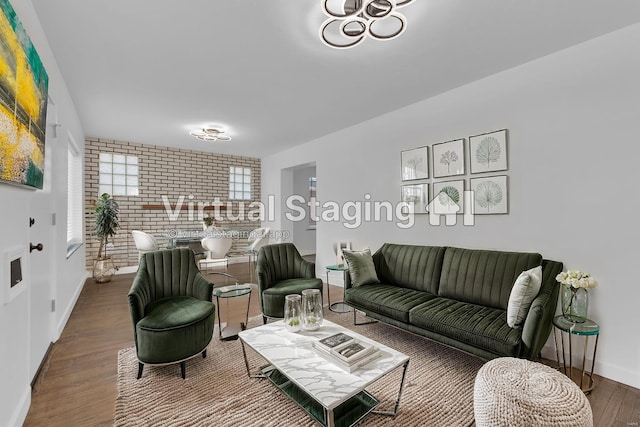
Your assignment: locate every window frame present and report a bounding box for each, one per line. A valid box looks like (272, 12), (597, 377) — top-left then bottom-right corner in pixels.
(98, 152), (139, 197)
(66, 134), (83, 256)
(228, 166), (252, 200)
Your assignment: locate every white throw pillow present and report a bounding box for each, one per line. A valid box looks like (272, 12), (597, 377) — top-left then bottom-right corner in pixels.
(506, 265), (543, 328)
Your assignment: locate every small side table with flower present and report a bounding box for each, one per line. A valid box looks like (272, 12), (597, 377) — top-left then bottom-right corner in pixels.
(553, 270), (600, 394)
(556, 270), (598, 322)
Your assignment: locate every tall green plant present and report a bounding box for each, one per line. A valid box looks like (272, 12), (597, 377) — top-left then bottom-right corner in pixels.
(95, 193), (120, 259)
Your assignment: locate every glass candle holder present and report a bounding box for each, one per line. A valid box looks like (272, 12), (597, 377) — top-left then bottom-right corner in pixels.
(302, 289), (323, 331)
(284, 294), (302, 332)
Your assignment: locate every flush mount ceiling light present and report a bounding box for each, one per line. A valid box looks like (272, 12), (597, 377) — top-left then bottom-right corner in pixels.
(189, 128), (231, 142)
(320, 0), (415, 49)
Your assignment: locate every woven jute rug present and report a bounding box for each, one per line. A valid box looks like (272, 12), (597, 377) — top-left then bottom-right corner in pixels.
(115, 311), (484, 426)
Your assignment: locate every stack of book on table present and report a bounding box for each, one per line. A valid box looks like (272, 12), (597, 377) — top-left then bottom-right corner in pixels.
(312, 332), (380, 373)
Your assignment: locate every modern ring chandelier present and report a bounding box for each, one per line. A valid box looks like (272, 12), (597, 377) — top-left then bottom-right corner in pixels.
(189, 128), (231, 141)
(320, 0), (415, 49)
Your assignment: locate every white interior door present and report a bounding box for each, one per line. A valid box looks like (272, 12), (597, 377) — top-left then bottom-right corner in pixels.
(28, 192), (54, 381)
(28, 102), (57, 381)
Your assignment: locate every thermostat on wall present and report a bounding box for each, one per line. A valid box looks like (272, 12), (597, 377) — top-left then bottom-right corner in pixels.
(3, 247), (27, 305)
(10, 257), (22, 287)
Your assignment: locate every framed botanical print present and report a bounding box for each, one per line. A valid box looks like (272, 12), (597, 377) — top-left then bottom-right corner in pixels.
(470, 175), (508, 214)
(401, 146), (429, 181)
(432, 179), (464, 215)
(432, 139), (465, 178)
(469, 129), (508, 174)
(401, 183), (429, 214)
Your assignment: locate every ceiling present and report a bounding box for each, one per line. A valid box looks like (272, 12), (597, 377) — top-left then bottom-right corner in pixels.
(31, 0), (640, 158)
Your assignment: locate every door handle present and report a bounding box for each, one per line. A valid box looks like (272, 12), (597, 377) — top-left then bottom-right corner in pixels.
(30, 243), (43, 253)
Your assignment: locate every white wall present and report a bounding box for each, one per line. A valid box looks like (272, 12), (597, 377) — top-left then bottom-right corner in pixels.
(292, 165), (316, 255)
(262, 24), (640, 389)
(0, 1), (86, 426)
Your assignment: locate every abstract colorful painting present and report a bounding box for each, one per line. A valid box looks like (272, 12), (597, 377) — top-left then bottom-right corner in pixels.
(0, 0), (48, 189)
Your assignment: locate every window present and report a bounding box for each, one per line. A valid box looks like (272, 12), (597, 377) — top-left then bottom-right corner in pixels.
(308, 177), (316, 229)
(67, 136), (83, 252)
(229, 166), (251, 200)
(99, 153), (139, 196)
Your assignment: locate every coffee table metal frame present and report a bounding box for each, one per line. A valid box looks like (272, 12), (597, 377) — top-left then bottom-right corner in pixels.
(239, 320), (409, 427)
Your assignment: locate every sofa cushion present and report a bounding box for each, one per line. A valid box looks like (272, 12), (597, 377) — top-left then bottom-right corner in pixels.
(343, 248), (379, 287)
(262, 278), (324, 318)
(373, 244), (446, 294)
(140, 296), (215, 331)
(506, 266), (542, 328)
(409, 298), (522, 357)
(345, 283), (437, 323)
(438, 247), (542, 310)
(137, 296), (215, 364)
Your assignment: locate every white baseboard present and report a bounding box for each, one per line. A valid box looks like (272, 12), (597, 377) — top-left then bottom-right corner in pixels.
(7, 385), (30, 427)
(540, 341), (640, 390)
(595, 359), (640, 390)
(55, 273), (88, 340)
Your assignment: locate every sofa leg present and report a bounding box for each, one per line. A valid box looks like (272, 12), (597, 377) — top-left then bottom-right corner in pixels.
(137, 363), (144, 379)
(354, 309), (378, 326)
(180, 361), (186, 379)
(263, 316), (267, 325)
(202, 349), (207, 359)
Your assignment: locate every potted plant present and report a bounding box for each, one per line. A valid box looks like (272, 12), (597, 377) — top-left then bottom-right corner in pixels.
(93, 193), (120, 283)
(202, 213), (216, 230)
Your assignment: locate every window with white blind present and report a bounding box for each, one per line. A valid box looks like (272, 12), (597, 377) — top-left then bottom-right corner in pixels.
(67, 136), (83, 253)
(229, 166), (251, 200)
(99, 153), (139, 196)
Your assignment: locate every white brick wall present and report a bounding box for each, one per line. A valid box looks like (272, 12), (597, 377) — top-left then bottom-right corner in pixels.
(84, 138), (261, 268)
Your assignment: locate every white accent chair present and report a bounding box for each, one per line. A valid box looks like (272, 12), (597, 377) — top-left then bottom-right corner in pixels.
(246, 227), (270, 282)
(131, 230), (159, 265)
(199, 235), (233, 273)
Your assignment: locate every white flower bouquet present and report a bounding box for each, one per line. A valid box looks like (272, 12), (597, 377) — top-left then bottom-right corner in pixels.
(555, 270), (598, 289)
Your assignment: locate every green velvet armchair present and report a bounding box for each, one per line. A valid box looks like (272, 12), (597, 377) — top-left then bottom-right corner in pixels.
(128, 248), (215, 379)
(256, 243), (323, 324)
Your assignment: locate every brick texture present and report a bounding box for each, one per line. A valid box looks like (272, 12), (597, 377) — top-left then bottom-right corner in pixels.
(84, 138), (261, 269)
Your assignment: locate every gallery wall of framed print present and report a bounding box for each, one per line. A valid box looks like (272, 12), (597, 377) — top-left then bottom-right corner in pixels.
(470, 175), (508, 214)
(401, 146), (429, 181)
(469, 129), (507, 174)
(0, 0), (49, 190)
(401, 183), (429, 214)
(432, 179), (464, 215)
(432, 139), (465, 178)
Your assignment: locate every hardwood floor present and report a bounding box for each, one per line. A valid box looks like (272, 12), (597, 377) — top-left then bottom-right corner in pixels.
(25, 262), (640, 426)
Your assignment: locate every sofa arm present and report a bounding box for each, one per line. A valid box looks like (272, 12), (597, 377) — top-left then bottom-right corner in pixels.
(343, 269), (353, 290)
(128, 268), (152, 342)
(192, 273), (214, 302)
(300, 259), (316, 278)
(520, 259), (563, 359)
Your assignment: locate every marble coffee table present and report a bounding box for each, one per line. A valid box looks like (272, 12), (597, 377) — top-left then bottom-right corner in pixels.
(238, 319), (409, 427)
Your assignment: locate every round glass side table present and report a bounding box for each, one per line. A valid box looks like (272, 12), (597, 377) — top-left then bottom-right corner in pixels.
(213, 284), (253, 341)
(325, 264), (352, 313)
(552, 315), (600, 394)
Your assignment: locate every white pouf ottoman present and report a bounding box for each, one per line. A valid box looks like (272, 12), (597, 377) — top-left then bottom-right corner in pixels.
(474, 357), (592, 427)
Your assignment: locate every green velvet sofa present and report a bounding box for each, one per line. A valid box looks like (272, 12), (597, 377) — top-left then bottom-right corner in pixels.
(343, 244), (563, 360)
